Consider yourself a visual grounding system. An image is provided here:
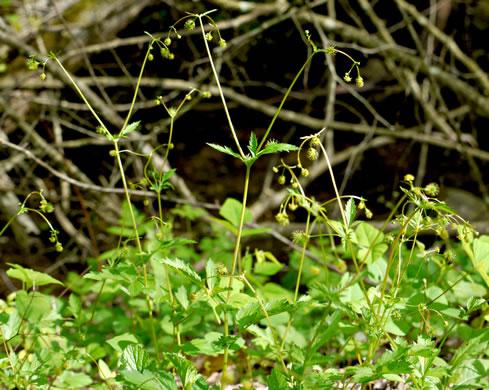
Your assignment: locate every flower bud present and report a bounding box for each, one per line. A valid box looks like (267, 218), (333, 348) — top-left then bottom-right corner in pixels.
(148, 53), (154, 61)
(344, 73), (352, 82)
(184, 20), (195, 30)
(278, 175), (286, 185)
(40, 73), (46, 80)
(219, 39), (227, 48)
(164, 38), (171, 46)
(355, 76), (364, 88)
(306, 148), (318, 160)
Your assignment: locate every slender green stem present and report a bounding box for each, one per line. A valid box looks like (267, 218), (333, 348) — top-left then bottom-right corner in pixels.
(198, 15), (246, 160)
(119, 41), (154, 134)
(281, 211), (311, 350)
(53, 57), (106, 130)
(221, 165), (251, 389)
(241, 275), (288, 373)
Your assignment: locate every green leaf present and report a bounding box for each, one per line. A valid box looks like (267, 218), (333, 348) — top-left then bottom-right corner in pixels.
(309, 311), (343, 354)
(267, 368), (289, 390)
(164, 352), (203, 388)
(178, 332), (224, 356)
(256, 142), (298, 157)
(6, 263), (63, 289)
(471, 236), (489, 288)
(205, 258), (218, 292)
(0, 312), (21, 341)
(354, 222), (388, 264)
(55, 371), (92, 388)
(254, 261), (283, 276)
(175, 285), (189, 310)
(236, 298), (296, 331)
(16, 290), (52, 323)
(120, 369), (178, 390)
(120, 344), (148, 372)
(219, 198), (253, 227)
(68, 294), (82, 319)
(158, 257), (203, 287)
(344, 198), (356, 228)
(207, 143), (242, 160)
(350, 366), (376, 383)
(107, 333), (140, 353)
(248, 132), (258, 156)
(121, 120), (140, 137)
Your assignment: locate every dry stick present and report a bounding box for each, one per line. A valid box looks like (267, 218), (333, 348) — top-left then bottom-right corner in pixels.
(0, 137), (219, 210)
(297, 10), (489, 118)
(0, 96), (93, 185)
(395, 0), (489, 95)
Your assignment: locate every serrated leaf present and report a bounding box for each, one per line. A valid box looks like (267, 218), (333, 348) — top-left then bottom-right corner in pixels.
(175, 285), (189, 310)
(107, 333), (140, 353)
(268, 368), (289, 390)
(248, 132), (258, 156)
(120, 344), (148, 372)
(206, 258), (218, 292)
(6, 263), (63, 289)
(345, 198), (356, 228)
(235, 298), (295, 331)
(256, 142), (298, 157)
(309, 311), (343, 354)
(121, 120), (140, 137)
(163, 352), (203, 388)
(158, 257), (203, 287)
(219, 198), (253, 227)
(207, 143), (242, 159)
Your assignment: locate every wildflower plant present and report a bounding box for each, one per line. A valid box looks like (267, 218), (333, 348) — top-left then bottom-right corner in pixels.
(1, 8), (488, 390)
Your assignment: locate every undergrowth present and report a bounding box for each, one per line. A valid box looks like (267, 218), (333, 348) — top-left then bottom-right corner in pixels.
(2, 10), (489, 390)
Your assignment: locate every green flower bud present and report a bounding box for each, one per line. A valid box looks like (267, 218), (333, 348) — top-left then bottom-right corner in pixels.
(205, 32), (213, 41)
(424, 182), (439, 196)
(201, 91), (211, 98)
(355, 75), (364, 88)
(40, 73), (46, 80)
(301, 168), (309, 177)
(164, 37), (171, 46)
(219, 39), (227, 48)
(160, 47), (170, 58)
(344, 73), (352, 82)
(168, 53), (175, 60)
(148, 53), (154, 61)
(278, 175), (286, 185)
(306, 148), (318, 160)
(184, 20), (195, 30)
(109, 150), (117, 157)
(26, 57), (39, 70)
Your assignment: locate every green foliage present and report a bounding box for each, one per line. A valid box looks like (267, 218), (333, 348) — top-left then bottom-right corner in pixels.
(3, 9), (488, 390)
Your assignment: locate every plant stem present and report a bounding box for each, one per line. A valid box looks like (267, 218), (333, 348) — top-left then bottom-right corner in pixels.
(221, 165), (251, 389)
(198, 15), (246, 160)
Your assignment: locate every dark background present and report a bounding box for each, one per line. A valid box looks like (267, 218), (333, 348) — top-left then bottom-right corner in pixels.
(1, 0), (489, 294)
